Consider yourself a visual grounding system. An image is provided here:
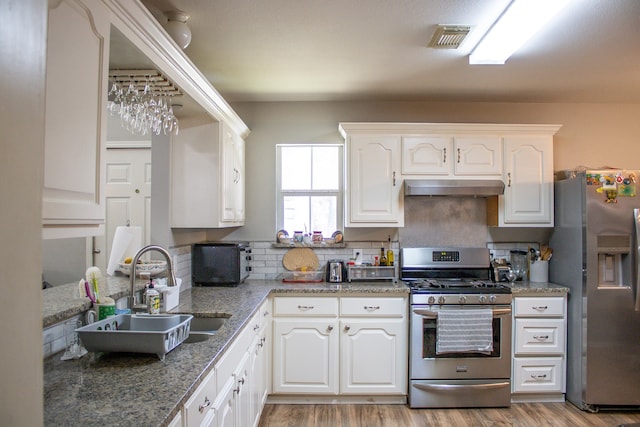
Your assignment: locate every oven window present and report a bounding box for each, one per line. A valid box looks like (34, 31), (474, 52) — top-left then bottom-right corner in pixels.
(422, 318), (502, 358)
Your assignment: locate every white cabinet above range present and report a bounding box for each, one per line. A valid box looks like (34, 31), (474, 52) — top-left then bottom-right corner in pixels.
(402, 134), (502, 177)
(339, 123), (561, 228)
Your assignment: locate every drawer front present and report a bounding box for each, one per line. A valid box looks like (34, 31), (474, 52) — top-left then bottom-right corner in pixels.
(513, 357), (564, 393)
(514, 297), (565, 317)
(184, 368), (216, 427)
(514, 318), (565, 355)
(273, 296), (339, 316)
(340, 297), (406, 317)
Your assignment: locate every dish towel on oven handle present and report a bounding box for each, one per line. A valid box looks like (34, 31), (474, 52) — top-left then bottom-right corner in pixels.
(436, 308), (493, 355)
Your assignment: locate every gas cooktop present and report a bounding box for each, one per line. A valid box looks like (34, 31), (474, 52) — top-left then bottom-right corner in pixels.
(407, 278), (512, 294)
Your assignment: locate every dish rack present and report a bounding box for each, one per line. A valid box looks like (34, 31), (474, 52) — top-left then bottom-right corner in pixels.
(347, 265), (395, 282)
(76, 314), (193, 361)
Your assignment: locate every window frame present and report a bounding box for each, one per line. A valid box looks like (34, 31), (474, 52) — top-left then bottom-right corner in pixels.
(275, 143), (344, 235)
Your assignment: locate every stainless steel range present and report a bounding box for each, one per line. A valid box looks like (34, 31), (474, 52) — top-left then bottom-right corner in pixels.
(401, 247), (512, 408)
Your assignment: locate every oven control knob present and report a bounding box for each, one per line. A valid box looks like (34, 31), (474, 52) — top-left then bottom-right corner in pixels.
(438, 296), (446, 304)
(479, 295), (487, 304)
(489, 295), (497, 303)
(427, 296), (436, 305)
(458, 295), (467, 304)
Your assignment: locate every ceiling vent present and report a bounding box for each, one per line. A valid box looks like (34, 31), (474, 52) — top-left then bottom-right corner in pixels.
(428, 25), (471, 49)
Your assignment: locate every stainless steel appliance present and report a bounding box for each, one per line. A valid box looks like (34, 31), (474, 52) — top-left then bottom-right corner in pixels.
(401, 247), (513, 408)
(192, 242), (251, 285)
(550, 169), (640, 411)
(325, 259), (346, 283)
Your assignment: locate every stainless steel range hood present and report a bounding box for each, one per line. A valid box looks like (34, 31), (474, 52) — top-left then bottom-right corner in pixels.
(404, 179), (505, 197)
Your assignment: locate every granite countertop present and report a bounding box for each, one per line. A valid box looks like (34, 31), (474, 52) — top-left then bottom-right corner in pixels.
(43, 279), (409, 426)
(509, 281), (570, 296)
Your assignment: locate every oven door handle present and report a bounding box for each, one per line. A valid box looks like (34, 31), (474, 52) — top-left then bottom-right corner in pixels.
(413, 307), (511, 319)
(413, 381), (511, 392)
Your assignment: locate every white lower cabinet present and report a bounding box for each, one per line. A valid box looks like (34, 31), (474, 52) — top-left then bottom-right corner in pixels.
(339, 318), (407, 394)
(183, 368), (217, 426)
(512, 295), (567, 402)
(182, 299), (270, 427)
(272, 295), (408, 400)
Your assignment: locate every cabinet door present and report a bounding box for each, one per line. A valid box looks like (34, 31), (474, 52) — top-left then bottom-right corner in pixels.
(214, 377), (235, 427)
(401, 135), (451, 175)
(347, 135), (403, 226)
(221, 123), (245, 225)
(43, 0), (110, 238)
(234, 351), (251, 427)
(453, 136), (502, 176)
(183, 368), (216, 426)
(339, 318), (407, 394)
(501, 136), (554, 225)
(272, 318), (339, 394)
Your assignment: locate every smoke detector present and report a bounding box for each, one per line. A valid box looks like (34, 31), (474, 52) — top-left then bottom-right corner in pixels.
(428, 25), (471, 49)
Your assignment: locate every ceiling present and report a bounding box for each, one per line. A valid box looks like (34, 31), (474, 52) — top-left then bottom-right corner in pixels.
(125, 0), (640, 104)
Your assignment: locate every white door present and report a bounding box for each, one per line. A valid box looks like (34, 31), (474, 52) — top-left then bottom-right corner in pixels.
(340, 318), (407, 394)
(272, 318), (339, 394)
(348, 135), (403, 226)
(502, 136), (553, 225)
(93, 147), (151, 270)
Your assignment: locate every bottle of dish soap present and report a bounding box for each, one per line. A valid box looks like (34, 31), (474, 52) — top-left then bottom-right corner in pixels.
(144, 274), (160, 314)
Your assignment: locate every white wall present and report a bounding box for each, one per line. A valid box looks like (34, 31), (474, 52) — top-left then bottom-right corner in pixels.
(224, 100), (640, 242)
(0, 0), (46, 424)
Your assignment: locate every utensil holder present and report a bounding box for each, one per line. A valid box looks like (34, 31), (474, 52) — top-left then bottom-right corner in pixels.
(529, 260), (549, 283)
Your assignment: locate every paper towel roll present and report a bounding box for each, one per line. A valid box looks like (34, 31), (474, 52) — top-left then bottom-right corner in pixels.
(107, 226), (142, 276)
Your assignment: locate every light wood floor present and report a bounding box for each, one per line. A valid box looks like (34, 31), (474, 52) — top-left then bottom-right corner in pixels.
(258, 403), (640, 427)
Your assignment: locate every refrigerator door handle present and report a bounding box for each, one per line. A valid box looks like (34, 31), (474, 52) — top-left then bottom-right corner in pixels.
(634, 209), (640, 311)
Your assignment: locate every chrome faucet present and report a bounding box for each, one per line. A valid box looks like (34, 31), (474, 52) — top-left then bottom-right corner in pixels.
(129, 245), (177, 313)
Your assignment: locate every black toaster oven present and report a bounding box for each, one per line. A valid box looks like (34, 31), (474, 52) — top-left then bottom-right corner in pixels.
(192, 242), (251, 285)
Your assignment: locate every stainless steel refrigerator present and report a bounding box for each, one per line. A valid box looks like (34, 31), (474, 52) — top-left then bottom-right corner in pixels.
(550, 169), (640, 411)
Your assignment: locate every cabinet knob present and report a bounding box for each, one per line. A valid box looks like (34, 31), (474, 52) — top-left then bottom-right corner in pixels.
(344, 325), (351, 332)
(327, 325), (334, 332)
(507, 172), (512, 187)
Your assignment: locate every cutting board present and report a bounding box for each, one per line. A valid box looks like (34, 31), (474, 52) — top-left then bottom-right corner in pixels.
(282, 248), (319, 271)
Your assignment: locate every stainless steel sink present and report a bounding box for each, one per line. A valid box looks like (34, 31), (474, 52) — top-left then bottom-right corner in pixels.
(183, 315), (230, 344)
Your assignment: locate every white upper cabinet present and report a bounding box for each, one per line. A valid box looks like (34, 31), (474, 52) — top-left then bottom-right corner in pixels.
(495, 135), (556, 226)
(342, 131), (404, 227)
(43, 0), (111, 238)
(454, 136), (503, 176)
(402, 135), (450, 175)
(171, 120), (245, 228)
(402, 134), (502, 176)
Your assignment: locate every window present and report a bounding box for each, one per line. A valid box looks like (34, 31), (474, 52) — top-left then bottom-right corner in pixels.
(276, 144), (343, 236)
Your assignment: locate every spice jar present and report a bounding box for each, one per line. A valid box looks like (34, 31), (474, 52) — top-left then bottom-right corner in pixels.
(312, 231), (323, 243)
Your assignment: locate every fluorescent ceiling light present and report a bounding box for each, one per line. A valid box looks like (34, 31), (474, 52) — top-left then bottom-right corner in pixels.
(469, 0), (573, 65)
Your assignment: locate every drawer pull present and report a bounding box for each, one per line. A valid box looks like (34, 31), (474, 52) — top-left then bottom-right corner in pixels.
(364, 305), (381, 310)
(198, 396), (211, 413)
(253, 324), (260, 331)
(531, 305), (548, 311)
(531, 374), (548, 380)
(533, 335), (550, 341)
(298, 305), (314, 310)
